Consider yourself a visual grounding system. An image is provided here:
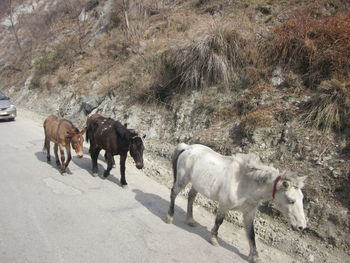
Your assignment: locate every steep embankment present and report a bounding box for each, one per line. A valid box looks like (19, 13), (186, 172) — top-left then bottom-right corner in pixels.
(0, 1), (349, 262)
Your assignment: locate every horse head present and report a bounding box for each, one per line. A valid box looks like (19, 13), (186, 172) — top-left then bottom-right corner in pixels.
(114, 121), (145, 169)
(129, 134), (146, 169)
(273, 171), (307, 231)
(67, 127), (87, 158)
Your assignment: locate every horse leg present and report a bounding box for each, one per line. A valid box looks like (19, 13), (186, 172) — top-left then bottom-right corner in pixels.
(104, 152), (116, 168)
(90, 147), (100, 176)
(103, 152), (114, 179)
(210, 205), (227, 246)
(166, 175), (189, 224)
(54, 143), (60, 167)
(88, 139), (94, 155)
(111, 154), (116, 168)
(44, 137), (51, 162)
(243, 208), (262, 263)
(186, 186), (198, 226)
(118, 154), (127, 187)
(64, 145), (71, 170)
(58, 144), (66, 174)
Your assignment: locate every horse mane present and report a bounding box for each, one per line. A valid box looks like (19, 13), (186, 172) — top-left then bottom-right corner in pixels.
(236, 153), (280, 184)
(236, 153), (305, 187)
(61, 118), (79, 133)
(113, 121), (138, 140)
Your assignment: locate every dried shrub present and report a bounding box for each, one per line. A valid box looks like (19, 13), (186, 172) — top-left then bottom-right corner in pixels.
(266, 11), (350, 87)
(166, 9), (197, 33)
(117, 0), (170, 38)
(302, 79), (350, 132)
(99, 36), (132, 60)
(148, 22), (247, 101)
(20, 12), (51, 41)
(56, 0), (86, 18)
(0, 1), (8, 18)
(30, 41), (75, 89)
(235, 82), (272, 116)
(33, 52), (61, 76)
(240, 108), (274, 136)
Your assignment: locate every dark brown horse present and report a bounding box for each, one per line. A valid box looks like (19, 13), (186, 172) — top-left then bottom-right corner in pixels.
(86, 114), (145, 187)
(43, 115), (86, 174)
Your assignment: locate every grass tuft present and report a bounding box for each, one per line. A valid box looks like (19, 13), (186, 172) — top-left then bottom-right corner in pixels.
(266, 11), (350, 87)
(29, 41), (75, 89)
(240, 108), (274, 136)
(146, 22), (247, 101)
(303, 79), (350, 132)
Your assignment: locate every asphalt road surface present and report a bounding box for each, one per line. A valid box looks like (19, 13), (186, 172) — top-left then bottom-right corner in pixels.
(0, 111), (294, 263)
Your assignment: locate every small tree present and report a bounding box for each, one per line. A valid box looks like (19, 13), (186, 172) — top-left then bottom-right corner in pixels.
(62, 0), (87, 54)
(6, 0), (30, 66)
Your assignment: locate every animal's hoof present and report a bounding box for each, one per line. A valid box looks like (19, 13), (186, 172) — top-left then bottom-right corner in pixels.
(186, 218), (198, 227)
(210, 236), (219, 247)
(122, 184), (128, 189)
(92, 172), (98, 177)
(103, 172), (109, 178)
(60, 167), (67, 174)
(166, 215), (173, 224)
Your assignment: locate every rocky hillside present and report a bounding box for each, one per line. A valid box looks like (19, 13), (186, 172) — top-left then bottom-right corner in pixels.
(0, 0), (349, 262)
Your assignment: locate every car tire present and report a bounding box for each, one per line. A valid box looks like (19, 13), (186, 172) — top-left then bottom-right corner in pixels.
(9, 118), (15, 121)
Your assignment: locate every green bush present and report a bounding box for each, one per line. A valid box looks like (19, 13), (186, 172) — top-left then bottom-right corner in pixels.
(29, 40), (74, 89)
(34, 52), (60, 76)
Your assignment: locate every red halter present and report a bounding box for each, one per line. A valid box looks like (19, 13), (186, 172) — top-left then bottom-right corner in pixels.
(272, 176), (282, 199)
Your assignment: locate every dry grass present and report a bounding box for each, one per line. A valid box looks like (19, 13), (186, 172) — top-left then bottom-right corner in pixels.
(147, 22), (248, 101)
(266, 11), (350, 87)
(29, 40), (76, 89)
(303, 79), (350, 132)
(240, 107), (274, 136)
(234, 82), (272, 116)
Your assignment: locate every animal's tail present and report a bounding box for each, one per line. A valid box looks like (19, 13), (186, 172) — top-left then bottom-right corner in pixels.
(171, 143), (189, 184)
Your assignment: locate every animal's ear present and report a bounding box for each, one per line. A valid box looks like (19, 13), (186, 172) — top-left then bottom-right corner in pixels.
(282, 180), (290, 190)
(66, 130), (76, 138)
(124, 123), (128, 128)
(296, 176), (307, 188)
(142, 134), (146, 139)
(80, 127), (87, 135)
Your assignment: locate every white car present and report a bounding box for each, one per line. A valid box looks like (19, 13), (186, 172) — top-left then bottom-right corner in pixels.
(0, 91), (16, 121)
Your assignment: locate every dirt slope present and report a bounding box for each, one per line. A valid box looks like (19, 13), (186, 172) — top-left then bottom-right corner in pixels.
(0, 0), (349, 262)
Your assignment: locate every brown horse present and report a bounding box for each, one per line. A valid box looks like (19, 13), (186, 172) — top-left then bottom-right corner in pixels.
(86, 114), (145, 187)
(43, 115), (86, 174)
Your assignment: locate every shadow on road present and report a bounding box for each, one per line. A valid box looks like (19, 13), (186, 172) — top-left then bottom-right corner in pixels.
(70, 147), (124, 187)
(132, 189), (248, 262)
(0, 119), (15, 123)
(34, 151), (72, 175)
(36, 146), (124, 187)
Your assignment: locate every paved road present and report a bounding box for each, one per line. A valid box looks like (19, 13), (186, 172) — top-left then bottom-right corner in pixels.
(0, 112), (294, 263)
(0, 113), (249, 263)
